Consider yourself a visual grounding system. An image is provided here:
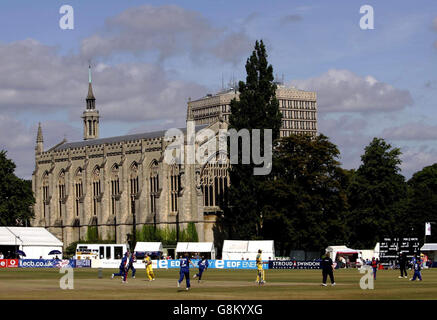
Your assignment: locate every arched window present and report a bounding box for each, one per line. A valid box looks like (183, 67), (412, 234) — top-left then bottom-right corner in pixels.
(200, 155), (229, 208)
(130, 162), (139, 195)
(42, 171), (49, 218)
(92, 166), (101, 216)
(74, 168), (83, 217)
(149, 161), (159, 215)
(58, 170), (65, 218)
(169, 165), (180, 213)
(130, 162), (139, 215)
(111, 164), (120, 215)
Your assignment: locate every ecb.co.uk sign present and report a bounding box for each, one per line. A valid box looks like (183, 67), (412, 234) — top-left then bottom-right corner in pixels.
(157, 259), (267, 270)
(19, 259), (75, 268)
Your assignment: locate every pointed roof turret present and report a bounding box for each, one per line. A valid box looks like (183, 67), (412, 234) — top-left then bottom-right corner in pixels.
(86, 65), (96, 109)
(187, 97), (194, 121)
(36, 122), (43, 143)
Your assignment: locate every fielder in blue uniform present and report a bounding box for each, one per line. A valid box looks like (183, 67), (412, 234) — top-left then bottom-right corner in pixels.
(112, 253), (128, 283)
(177, 253), (195, 290)
(193, 256), (209, 283)
(410, 257), (422, 281)
(126, 252), (136, 279)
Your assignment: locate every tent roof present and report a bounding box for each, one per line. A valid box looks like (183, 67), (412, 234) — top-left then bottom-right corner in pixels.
(247, 240), (274, 253)
(0, 227), (63, 246)
(326, 246), (359, 254)
(176, 242), (214, 252)
(421, 243), (437, 251)
(134, 242), (163, 252)
(222, 240), (248, 252)
(223, 240), (274, 253)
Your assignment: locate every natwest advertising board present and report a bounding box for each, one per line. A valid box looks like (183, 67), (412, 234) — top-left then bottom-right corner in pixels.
(0, 259), (19, 268)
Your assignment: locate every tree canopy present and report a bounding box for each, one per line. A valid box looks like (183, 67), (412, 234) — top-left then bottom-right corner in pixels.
(347, 138), (407, 248)
(0, 151), (35, 226)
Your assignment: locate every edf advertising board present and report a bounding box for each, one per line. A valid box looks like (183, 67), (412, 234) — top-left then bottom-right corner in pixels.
(157, 260), (268, 269)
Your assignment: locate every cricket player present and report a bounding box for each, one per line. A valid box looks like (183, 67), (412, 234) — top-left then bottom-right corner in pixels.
(112, 252), (129, 283)
(321, 252), (336, 287)
(410, 256), (423, 281)
(126, 252), (136, 279)
(256, 249), (265, 285)
(371, 257), (378, 280)
(177, 253), (196, 290)
(193, 256), (209, 283)
(144, 252), (155, 281)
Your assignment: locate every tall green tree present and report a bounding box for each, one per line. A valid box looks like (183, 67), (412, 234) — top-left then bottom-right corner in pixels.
(347, 138), (406, 248)
(0, 151), (35, 226)
(218, 40), (282, 240)
(404, 163), (437, 242)
(261, 134), (349, 254)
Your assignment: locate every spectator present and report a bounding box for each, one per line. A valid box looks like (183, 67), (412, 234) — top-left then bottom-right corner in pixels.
(0, 252), (3, 259)
(371, 257), (378, 280)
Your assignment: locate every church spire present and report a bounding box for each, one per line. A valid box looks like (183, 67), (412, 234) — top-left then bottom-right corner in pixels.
(35, 122), (44, 154)
(86, 65), (96, 108)
(82, 65), (99, 140)
(36, 122), (43, 143)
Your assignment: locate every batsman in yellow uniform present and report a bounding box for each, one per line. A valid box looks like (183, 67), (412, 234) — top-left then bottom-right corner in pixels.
(256, 249), (265, 285)
(144, 253), (155, 281)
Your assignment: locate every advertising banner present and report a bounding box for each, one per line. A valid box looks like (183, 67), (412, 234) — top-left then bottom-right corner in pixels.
(157, 259), (269, 270)
(268, 260), (321, 269)
(75, 259), (92, 268)
(19, 259), (75, 268)
(0, 259), (19, 268)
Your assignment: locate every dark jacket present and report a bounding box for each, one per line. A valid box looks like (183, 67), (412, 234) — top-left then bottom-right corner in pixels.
(399, 255), (407, 267)
(321, 256), (333, 271)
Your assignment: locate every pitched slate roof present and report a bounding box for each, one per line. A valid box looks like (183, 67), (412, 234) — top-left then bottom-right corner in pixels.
(53, 124), (209, 151)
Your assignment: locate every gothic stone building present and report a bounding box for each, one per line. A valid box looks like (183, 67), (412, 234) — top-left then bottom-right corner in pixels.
(32, 71), (316, 249)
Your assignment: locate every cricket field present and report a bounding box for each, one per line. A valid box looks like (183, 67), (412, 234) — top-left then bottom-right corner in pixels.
(0, 268), (436, 300)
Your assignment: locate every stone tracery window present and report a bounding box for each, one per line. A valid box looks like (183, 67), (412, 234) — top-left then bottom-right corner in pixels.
(92, 166), (101, 216)
(58, 170), (65, 218)
(149, 160), (159, 215)
(130, 162), (139, 195)
(200, 155), (229, 208)
(42, 171), (49, 218)
(74, 168), (83, 217)
(111, 164), (120, 215)
(130, 162), (139, 215)
(169, 164), (180, 213)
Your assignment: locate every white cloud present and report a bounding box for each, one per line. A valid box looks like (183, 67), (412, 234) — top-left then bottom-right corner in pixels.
(400, 146), (437, 179)
(80, 5), (253, 65)
(0, 39), (207, 123)
(382, 122), (437, 141)
(0, 117), (81, 179)
(291, 69), (413, 113)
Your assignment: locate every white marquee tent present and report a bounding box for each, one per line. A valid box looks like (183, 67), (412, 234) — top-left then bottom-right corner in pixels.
(222, 240), (275, 260)
(175, 242), (216, 259)
(0, 227), (63, 259)
(325, 245), (360, 262)
(134, 242), (163, 253)
(421, 243), (437, 261)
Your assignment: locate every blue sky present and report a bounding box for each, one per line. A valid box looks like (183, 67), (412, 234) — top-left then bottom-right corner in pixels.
(0, 0), (437, 179)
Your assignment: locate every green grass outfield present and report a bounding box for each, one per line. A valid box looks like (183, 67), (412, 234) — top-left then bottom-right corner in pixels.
(0, 268), (435, 300)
